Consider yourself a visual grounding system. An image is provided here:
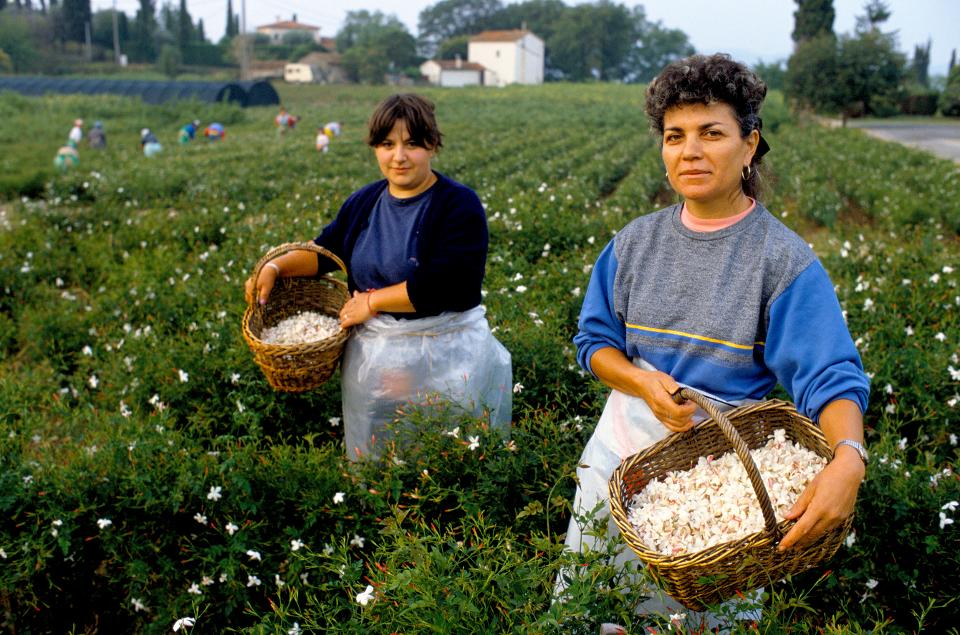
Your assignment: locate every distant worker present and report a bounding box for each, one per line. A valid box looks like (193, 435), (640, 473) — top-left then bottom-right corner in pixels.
(68, 118), (83, 145)
(54, 140), (80, 171)
(179, 119), (201, 145)
(141, 128), (163, 157)
(88, 121), (106, 149)
(204, 122), (226, 142)
(275, 106), (299, 135)
(323, 121), (341, 137)
(315, 126), (330, 153)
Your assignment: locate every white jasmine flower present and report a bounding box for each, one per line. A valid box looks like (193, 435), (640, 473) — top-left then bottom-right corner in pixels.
(193, 513), (207, 525)
(943, 501), (959, 511)
(513, 382), (524, 394)
(863, 298), (874, 311)
(178, 369), (189, 383)
(201, 576), (214, 586)
(350, 534), (365, 548)
(207, 486), (222, 501)
(82, 345), (93, 356)
(323, 543), (334, 555)
(845, 530), (856, 548)
(172, 617), (195, 631)
(275, 574), (285, 588)
(230, 372), (241, 384)
(948, 366), (960, 381)
(246, 575), (261, 587)
(328, 416), (341, 427)
(225, 522), (238, 535)
(940, 512), (954, 529)
(187, 583), (201, 595)
(468, 436), (480, 451)
(246, 549), (261, 561)
(88, 374), (99, 389)
(97, 518), (112, 529)
(444, 426), (460, 438)
(950, 433), (958, 445)
(0, 549), (5, 559)
(356, 584), (375, 606)
(934, 332), (947, 342)
(291, 539), (304, 551)
(333, 491), (346, 504)
(288, 623), (301, 635)
(670, 612), (687, 622)
(898, 437), (908, 450)
(905, 325), (914, 336)
(131, 597), (147, 612)
(236, 400), (245, 413)
(930, 273), (941, 284)
(515, 285), (527, 293)
(865, 579), (879, 589)
(945, 266), (955, 274)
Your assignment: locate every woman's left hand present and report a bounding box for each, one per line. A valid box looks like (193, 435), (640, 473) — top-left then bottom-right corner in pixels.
(339, 290), (377, 328)
(777, 451), (865, 551)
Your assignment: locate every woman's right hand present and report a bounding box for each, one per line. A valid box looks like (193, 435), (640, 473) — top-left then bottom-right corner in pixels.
(635, 369), (697, 432)
(244, 262), (280, 306)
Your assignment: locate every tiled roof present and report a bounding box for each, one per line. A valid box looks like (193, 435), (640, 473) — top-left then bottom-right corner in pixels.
(257, 21), (320, 31)
(469, 29), (532, 42)
(428, 59), (486, 71)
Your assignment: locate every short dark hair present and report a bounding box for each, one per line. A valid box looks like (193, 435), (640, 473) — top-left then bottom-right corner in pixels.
(366, 94), (444, 150)
(645, 54), (767, 197)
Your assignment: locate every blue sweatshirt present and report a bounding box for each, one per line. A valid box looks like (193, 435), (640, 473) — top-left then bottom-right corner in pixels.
(574, 203), (870, 421)
(313, 171), (488, 318)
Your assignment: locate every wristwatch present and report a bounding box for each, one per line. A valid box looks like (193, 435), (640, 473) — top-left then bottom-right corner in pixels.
(833, 439), (869, 466)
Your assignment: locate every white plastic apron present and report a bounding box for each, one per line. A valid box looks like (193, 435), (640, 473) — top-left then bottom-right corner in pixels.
(341, 306), (512, 460)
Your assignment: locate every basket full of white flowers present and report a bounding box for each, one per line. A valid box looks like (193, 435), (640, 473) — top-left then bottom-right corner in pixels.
(608, 388), (853, 611)
(242, 242), (350, 392)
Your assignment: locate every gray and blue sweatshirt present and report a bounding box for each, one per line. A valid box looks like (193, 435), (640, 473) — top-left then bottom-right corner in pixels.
(573, 203), (870, 421)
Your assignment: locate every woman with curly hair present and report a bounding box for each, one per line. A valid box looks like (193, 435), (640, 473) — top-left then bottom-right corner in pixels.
(561, 53), (870, 627)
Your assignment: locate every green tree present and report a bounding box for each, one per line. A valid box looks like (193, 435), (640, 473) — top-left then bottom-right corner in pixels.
(224, 0), (236, 38)
(130, 0), (157, 61)
(753, 59), (786, 92)
(91, 9), (128, 51)
(855, 0), (891, 33)
(417, 0), (503, 57)
(0, 10), (40, 70)
(910, 39), (931, 87)
(621, 5), (694, 83)
(61, 0), (91, 42)
(177, 0), (191, 50)
(437, 33), (469, 60)
(786, 33), (839, 111)
(157, 41), (181, 77)
(548, 0), (633, 81)
(939, 63), (960, 116)
(337, 10), (419, 84)
(792, 0), (834, 44)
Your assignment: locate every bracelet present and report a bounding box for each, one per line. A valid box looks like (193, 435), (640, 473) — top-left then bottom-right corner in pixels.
(265, 262), (280, 275)
(366, 289), (379, 315)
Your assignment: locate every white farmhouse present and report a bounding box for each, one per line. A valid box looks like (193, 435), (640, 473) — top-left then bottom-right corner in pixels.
(467, 29), (544, 86)
(419, 57), (485, 87)
(256, 17), (322, 45)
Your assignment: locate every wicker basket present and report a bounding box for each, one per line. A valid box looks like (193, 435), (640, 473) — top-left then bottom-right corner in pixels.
(608, 388), (853, 611)
(241, 242), (351, 392)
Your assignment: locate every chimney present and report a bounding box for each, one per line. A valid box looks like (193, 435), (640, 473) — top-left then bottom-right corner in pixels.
(455, 54), (462, 69)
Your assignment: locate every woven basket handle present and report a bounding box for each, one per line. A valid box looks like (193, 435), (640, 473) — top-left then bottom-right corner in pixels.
(672, 387), (781, 539)
(248, 241), (347, 309)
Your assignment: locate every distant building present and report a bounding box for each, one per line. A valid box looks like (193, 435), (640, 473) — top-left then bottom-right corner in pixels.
(247, 60), (286, 81)
(468, 29), (544, 86)
(285, 52), (347, 84)
(419, 57), (486, 87)
(256, 17), (322, 44)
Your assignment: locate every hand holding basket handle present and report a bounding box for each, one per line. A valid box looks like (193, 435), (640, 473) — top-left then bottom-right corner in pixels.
(671, 387), (782, 541)
(245, 242), (347, 307)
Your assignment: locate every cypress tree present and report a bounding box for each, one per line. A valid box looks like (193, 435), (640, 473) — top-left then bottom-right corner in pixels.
(792, 0), (834, 44)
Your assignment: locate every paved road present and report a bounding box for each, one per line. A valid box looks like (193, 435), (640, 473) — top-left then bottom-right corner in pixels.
(846, 120), (960, 163)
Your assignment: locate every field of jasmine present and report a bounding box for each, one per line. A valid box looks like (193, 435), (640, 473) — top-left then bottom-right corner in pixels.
(1, 83), (959, 634)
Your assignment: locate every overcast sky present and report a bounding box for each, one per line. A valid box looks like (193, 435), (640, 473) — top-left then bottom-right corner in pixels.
(92, 0), (959, 76)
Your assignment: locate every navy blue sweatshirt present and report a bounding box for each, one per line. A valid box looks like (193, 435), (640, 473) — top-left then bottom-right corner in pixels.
(313, 171), (488, 319)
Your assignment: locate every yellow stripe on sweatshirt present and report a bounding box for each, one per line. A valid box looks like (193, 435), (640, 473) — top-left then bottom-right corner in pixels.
(625, 323), (764, 351)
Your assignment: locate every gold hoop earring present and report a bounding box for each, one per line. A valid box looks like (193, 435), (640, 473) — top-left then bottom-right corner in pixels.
(741, 165), (752, 180)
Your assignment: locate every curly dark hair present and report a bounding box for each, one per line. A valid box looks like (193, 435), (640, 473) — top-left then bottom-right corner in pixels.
(645, 53), (768, 197)
(366, 93), (444, 151)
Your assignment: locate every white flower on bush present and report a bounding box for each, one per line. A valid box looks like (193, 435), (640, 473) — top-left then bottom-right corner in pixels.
(225, 522), (239, 536)
(513, 382), (524, 394)
(935, 332), (947, 342)
(207, 486), (222, 501)
(0, 549), (6, 559)
(291, 539), (304, 551)
(328, 417), (341, 427)
(865, 579), (879, 590)
(177, 369), (189, 383)
(172, 617), (195, 631)
(468, 436), (480, 451)
(97, 518), (113, 529)
(131, 597), (147, 612)
(356, 584), (375, 606)
(898, 437), (908, 450)
(943, 501), (959, 512)
(88, 375), (99, 389)
(194, 513), (207, 525)
(247, 574), (262, 587)
(350, 534), (365, 548)
(333, 492), (345, 504)
(230, 373), (241, 384)
(845, 530), (856, 548)
(246, 549), (261, 561)
(948, 366), (960, 381)
(187, 583), (201, 595)
(288, 623), (301, 635)
(275, 574), (285, 588)
(201, 576), (214, 586)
